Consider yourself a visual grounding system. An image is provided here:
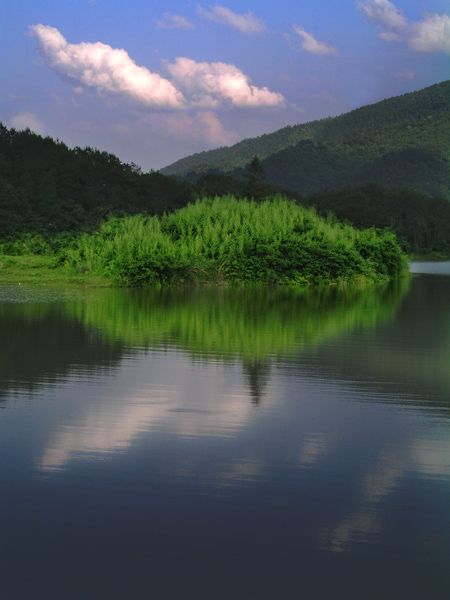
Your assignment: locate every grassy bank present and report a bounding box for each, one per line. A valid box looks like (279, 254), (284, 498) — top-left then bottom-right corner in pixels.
(0, 255), (110, 286)
(64, 196), (407, 286)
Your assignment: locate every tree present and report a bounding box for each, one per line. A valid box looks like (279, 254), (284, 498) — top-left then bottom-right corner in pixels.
(243, 155), (267, 201)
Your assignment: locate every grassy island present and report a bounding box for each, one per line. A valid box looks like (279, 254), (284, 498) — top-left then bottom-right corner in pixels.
(1, 196), (408, 287)
(57, 196), (406, 287)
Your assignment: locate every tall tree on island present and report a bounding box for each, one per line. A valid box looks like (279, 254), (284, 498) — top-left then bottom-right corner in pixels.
(243, 156), (267, 202)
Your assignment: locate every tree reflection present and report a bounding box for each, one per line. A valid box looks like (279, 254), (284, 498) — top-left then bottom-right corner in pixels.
(0, 280), (409, 403)
(242, 359), (271, 405)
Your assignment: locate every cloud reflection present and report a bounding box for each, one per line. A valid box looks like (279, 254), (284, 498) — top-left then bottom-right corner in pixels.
(297, 432), (333, 468)
(318, 436), (450, 552)
(37, 357), (255, 472)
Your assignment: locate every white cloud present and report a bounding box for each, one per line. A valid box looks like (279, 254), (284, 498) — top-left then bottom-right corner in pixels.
(156, 12), (195, 30)
(393, 68), (415, 80)
(30, 25), (284, 113)
(378, 31), (402, 42)
(357, 1), (450, 53)
(195, 110), (238, 144)
(293, 26), (338, 56)
(166, 57), (285, 108)
(151, 111), (239, 146)
(409, 13), (450, 53)
(9, 111), (45, 134)
(198, 4), (265, 34)
(357, 0), (407, 32)
(29, 24), (186, 109)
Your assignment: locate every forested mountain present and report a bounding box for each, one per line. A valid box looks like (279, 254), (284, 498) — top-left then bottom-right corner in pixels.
(192, 174), (450, 254)
(303, 184), (450, 253)
(2, 113), (450, 254)
(0, 124), (195, 237)
(160, 80), (450, 199)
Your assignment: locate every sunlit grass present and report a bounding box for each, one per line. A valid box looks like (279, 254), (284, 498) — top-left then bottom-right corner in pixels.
(0, 255), (110, 287)
(63, 196), (408, 287)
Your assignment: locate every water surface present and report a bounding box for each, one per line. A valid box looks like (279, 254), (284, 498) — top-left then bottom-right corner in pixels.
(410, 260), (450, 275)
(1, 276), (449, 599)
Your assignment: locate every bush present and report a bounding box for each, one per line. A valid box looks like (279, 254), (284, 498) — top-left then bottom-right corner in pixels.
(63, 196), (408, 286)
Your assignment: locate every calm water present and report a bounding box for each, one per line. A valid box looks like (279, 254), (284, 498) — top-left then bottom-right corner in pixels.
(1, 269), (450, 599)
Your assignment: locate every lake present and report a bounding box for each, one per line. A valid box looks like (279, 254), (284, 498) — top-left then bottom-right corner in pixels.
(1, 266), (450, 599)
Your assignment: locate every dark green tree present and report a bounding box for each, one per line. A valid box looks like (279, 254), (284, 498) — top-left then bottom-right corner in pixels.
(243, 155), (267, 201)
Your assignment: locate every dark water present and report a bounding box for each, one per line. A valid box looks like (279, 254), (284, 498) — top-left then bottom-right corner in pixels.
(1, 270), (450, 599)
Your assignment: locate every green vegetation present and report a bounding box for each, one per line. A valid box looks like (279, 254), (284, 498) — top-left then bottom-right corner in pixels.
(0, 232), (109, 285)
(242, 156), (268, 201)
(2, 92), (450, 257)
(0, 255), (110, 286)
(63, 196), (407, 287)
(161, 79), (450, 200)
(192, 172), (450, 255)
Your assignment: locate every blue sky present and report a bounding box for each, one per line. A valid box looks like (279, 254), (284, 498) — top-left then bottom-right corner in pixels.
(1, 0), (449, 170)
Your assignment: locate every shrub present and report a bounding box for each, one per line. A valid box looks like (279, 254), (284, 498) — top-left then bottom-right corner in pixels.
(63, 196), (408, 286)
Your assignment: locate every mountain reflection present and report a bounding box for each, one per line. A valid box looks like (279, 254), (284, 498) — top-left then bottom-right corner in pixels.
(294, 275), (450, 404)
(0, 287), (124, 402)
(0, 280), (413, 475)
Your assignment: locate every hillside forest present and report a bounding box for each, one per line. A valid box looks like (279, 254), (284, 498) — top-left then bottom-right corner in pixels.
(162, 79), (450, 203)
(1, 120), (450, 256)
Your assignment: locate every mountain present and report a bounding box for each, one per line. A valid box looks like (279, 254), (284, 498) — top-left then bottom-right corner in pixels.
(0, 124), (195, 237)
(2, 79), (450, 255)
(160, 80), (450, 199)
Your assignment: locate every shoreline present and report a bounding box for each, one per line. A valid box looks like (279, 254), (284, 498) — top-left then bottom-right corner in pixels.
(0, 254), (409, 289)
(0, 255), (111, 287)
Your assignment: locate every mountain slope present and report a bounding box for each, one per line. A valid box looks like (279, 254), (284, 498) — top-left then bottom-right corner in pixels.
(0, 124), (195, 237)
(160, 80), (450, 199)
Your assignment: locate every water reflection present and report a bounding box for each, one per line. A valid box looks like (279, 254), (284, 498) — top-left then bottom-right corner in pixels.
(0, 287), (124, 401)
(1, 279), (450, 599)
(36, 355), (254, 472)
(298, 274), (450, 402)
(297, 432), (332, 468)
(1, 281), (412, 474)
(319, 433), (450, 554)
(68, 283), (409, 358)
(243, 359), (271, 405)
(0, 281), (409, 405)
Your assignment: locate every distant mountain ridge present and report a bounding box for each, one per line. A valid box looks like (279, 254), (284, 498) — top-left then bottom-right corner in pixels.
(160, 80), (450, 199)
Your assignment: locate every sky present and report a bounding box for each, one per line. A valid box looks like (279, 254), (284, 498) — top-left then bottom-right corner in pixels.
(1, 0), (449, 171)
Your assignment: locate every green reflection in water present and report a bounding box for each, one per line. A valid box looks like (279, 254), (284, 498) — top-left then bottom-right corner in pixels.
(0, 288), (123, 398)
(0, 280), (410, 404)
(68, 280), (410, 361)
(312, 275), (450, 404)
